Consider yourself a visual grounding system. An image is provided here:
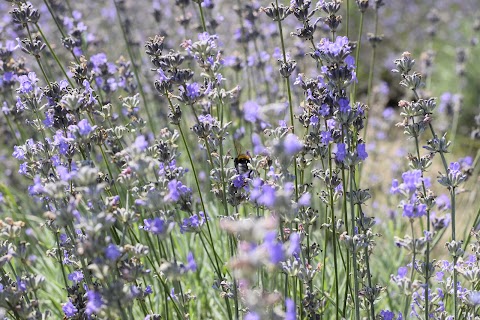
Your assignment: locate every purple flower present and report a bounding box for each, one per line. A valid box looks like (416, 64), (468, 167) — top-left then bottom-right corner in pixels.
(17, 72), (38, 93)
(298, 192), (311, 206)
(60, 233), (68, 244)
(459, 156), (473, 167)
(423, 177), (431, 188)
(187, 252), (197, 271)
(57, 165), (76, 181)
(390, 179), (400, 194)
(232, 175), (246, 188)
(16, 96), (25, 111)
(51, 154), (61, 166)
(449, 162), (461, 173)
(77, 119), (93, 136)
(130, 285), (141, 297)
(357, 143), (368, 160)
(180, 212), (206, 233)
(402, 170), (422, 193)
(402, 203), (414, 218)
(436, 193), (451, 210)
(165, 179), (190, 202)
(105, 244), (122, 260)
(264, 231), (284, 264)
(382, 107), (395, 120)
(315, 36), (352, 63)
(144, 285), (153, 295)
(12, 146), (25, 160)
(336, 143), (346, 162)
(29, 176), (44, 195)
(43, 111), (54, 127)
(17, 277), (27, 291)
(345, 55), (355, 68)
(141, 218), (167, 235)
(397, 266), (408, 278)
(245, 312), (260, 320)
(256, 184), (276, 208)
(288, 233), (300, 256)
(62, 300), (78, 318)
(198, 114), (216, 127)
(469, 291), (480, 305)
(244, 100), (260, 123)
(285, 298), (296, 320)
(402, 201), (427, 218)
(338, 98), (351, 113)
(68, 271), (84, 283)
(319, 103), (330, 116)
(53, 131), (72, 155)
(86, 290), (104, 315)
(133, 135), (148, 152)
(90, 53), (107, 69)
(283, 133), (303, 155)
(81, 79), (98, 105)
(185, 82), (201, 100)
(379, 310), (395, 320)
(320, 130), (332, 144)
(435, 271), (444, 281)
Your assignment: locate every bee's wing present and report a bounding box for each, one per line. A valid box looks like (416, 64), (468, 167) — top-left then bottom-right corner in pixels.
(233, 140), (245, 156)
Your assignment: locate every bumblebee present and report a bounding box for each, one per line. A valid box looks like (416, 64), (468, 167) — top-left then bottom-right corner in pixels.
(234, 140), (252, 176)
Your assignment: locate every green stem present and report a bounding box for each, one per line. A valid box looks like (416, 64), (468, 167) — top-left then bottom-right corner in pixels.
(349, 166), (360, 320)
(197, 2), (207, 32)
(403, 219), (416, 317)
(352, 12), (364, 102)
(275, 0), (299, 201)
(54, 231), (69, 289)
(34, 23), (75, 87)
(112, 0), (156, 134)
(362, 5), (380, 143)
(327, 144), (340, 320)
(345, 0), (350, 38)
(411, 124), (431, 319)
(451, 187), (458, 319)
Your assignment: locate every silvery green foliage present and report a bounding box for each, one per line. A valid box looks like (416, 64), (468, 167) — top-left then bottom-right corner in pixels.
(0, 0), (478, 319)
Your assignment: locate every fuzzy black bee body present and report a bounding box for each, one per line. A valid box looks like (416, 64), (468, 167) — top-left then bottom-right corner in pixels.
(234, 154), (251, 175)
(233, 140), (252, 176)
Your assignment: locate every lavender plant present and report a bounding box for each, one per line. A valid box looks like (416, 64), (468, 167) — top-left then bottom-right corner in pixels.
(0, 0), (479, 320)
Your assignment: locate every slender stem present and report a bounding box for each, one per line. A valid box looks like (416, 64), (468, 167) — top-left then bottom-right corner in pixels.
(412, 87), (457, 317)
(362, 4), (380, 143)
(275, 0), (299, 201)
(54, 231), (69, 288)
(345, 0), (350, 38)
(404, 219), (416, 317)
(349, 166), (360, 320)
(235, 0), (252, 100)
(34, 23), (75, 87)
(451, 187), (458, 319)
(359, 208), (376, 319)
(327, 144), (340, 320)
(463, 203), (480, 251)
(352, 12), (364, 102)
(177, 124), (223, 276)
(197, 2), (207, 32)
(411, 124), (431, 319)
(112, 0), (156, 134)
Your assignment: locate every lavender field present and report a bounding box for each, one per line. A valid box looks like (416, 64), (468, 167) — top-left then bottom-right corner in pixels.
(1, 0), (480, 319)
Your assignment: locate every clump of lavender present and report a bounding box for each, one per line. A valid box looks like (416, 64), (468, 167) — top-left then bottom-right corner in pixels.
(390, 51), (473, 318)
(0, 1), (478, 319)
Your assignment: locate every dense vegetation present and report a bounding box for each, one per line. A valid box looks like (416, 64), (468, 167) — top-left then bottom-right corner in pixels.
(0, 0), (479, 319)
